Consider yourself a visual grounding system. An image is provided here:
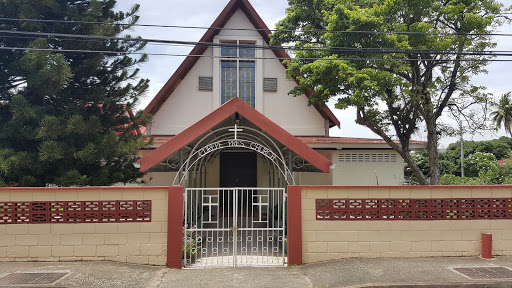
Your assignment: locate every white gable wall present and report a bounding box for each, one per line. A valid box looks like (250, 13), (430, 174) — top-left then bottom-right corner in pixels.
(149, 47), (214, 135)
(261, 43), (327, 136)
(149, 9), (327, 136)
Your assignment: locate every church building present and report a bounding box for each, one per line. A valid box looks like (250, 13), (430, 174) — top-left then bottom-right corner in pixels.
(137, 0), (425, 189)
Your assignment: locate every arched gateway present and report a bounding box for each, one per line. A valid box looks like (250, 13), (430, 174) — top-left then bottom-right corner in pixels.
(138, 98), (332, 267)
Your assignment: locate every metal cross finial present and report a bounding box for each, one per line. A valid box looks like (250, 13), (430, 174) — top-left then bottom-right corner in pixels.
(229, 124), (243, 140)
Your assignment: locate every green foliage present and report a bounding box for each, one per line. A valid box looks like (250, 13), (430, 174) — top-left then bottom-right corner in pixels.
(440, 175), (486, 185)
(405, 138), (512, 184)
(464, 152), (498, 177)
(271, 0), (508, 185)
(404, 150), (429, 182)
(478, 163), (512, 184)
(183, 225), (200, 258)
(442, 137), (512, 174)
(0, 0), (151, 186)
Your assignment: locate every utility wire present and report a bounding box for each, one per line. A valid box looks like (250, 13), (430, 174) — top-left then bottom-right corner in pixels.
(0, 17), (511, 37)
(0, 30), (510, 57)
(3, 46), (512, 62)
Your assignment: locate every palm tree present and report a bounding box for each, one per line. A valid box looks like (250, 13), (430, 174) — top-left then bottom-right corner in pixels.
(491, 92), (512, 136)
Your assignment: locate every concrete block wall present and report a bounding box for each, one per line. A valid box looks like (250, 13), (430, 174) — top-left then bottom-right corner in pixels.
(0, 187), (169, 265)
(301, 186), (512, 264)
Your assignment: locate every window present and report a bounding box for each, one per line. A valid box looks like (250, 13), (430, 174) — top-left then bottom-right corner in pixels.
(220, 41), (255, 107)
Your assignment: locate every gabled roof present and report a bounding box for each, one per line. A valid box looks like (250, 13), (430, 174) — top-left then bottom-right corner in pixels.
(139, 97), (332, 173)
(144, 0), (340, 128)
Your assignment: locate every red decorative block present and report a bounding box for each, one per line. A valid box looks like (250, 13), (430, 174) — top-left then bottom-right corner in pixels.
(118, 201), (134, 210)
(0, 213), (12, 223)
(101, 201), (117, 211)
(0, 200), (151, 224)
(134, 211), (151, 222)
(316, 197), (512, 221)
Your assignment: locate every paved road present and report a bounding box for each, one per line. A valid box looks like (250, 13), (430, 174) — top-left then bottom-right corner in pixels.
(2, 257), (512, 287)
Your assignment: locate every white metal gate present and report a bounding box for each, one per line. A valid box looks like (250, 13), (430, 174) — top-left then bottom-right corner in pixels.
(183, 188), (286, 267)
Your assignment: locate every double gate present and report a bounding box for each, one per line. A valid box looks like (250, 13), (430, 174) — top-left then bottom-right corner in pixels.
(183, 188), (286, 267)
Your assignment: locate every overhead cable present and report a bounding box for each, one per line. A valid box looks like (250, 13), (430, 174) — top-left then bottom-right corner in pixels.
(0, 17), (511, 37)
(2, 46), (512, 62)
(0, 30), (510, 57)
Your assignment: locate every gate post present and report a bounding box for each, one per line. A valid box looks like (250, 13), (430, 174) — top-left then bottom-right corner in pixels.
(167, 186), (184, 268)
(287, 186), (302, 266)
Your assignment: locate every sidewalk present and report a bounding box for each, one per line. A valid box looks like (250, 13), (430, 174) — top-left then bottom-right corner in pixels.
(2, 257), (512, 287)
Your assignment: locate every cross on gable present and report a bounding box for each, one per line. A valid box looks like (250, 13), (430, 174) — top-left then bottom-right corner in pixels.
(228, 124), (243, 140)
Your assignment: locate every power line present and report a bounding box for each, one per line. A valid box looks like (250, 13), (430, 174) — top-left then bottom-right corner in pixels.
(0, 17), (511, 37)
(0, 30), (510, 57)
(3, 46), (512, 62)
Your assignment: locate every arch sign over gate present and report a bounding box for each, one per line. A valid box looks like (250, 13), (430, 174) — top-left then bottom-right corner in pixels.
(173, 138), (295, 186)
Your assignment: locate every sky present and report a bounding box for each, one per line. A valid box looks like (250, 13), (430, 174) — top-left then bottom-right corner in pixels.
(115, 0), (512, 148)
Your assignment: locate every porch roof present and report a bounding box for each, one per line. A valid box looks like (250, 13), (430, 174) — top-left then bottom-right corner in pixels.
(138, 97), (332, 173)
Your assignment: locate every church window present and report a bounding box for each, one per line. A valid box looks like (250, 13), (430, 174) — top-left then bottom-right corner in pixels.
(220, 41), (255, 107)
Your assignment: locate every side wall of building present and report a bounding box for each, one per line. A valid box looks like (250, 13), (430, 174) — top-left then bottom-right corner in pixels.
(332, 150), (405, 186)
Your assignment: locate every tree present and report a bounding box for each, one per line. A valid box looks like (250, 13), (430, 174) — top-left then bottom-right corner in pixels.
(464, 151), (497, 177)
(271, 0), (508, 185)
(0, 0), (150, 186)
(442, 137), (512, 173)
(491, 92), (512, 136)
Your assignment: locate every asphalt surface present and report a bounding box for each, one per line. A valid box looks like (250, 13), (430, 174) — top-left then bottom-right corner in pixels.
(2, 257), (512, 287)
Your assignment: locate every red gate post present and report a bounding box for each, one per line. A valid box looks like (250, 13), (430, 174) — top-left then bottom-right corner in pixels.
(287, 185), (302, 266)
(167, 186), (184, 268)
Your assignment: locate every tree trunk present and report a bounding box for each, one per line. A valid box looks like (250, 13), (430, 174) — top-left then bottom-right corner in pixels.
(425, 117), (441, 185)
(355, 110), (429, 185)
(401, 150), (429, 185)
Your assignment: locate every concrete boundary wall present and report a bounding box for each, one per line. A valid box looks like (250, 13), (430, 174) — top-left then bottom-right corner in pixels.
(0, 187), (183, 266)
(287, 185), (512, 265)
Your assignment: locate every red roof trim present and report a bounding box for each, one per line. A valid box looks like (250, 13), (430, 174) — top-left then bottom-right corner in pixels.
(144, 0), (340, 128)
(139, 97), (332, 173)
(148, 135), (427, 145)
(298, 136), (427, 145)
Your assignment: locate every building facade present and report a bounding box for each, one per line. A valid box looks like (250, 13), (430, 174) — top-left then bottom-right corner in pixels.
(137, 0), (425, 189)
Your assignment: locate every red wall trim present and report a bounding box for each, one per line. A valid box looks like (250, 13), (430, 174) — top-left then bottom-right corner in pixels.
(167, 186), (184, 269)
(287, 185), (302, 266)
(291, 185), (512, 189)
(0, 186), (170, 191)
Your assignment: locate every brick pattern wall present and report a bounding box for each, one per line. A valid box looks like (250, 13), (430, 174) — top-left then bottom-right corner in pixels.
(301, 186), (512, 264)
(0, 188), (168, 265)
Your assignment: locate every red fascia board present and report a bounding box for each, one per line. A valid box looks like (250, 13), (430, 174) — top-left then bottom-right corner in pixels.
(143, 0), (341, 128)
(139, 97), (332, 173)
